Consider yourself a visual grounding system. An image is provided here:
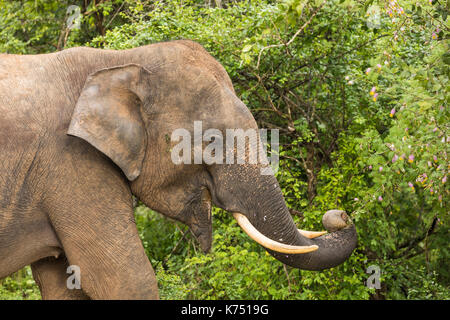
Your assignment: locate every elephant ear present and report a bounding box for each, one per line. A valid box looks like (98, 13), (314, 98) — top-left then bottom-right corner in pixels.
(67, 64), (151, 181)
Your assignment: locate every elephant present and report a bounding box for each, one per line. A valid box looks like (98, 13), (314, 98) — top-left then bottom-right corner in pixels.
(0, 40), (357, 300)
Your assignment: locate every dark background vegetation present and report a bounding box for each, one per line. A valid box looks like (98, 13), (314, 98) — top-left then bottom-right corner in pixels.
(0, 0), (448, 299)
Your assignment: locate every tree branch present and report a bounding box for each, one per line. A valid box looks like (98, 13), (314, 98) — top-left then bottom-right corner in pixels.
(256, 0), (328, 69)
(393, 216), (438, 259)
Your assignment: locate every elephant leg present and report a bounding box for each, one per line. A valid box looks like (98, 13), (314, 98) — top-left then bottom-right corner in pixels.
(41, 138), (159, 299)
(44, 169), (159, 299)
(47, 202), (159, 299)
(31, 256), (89, 300)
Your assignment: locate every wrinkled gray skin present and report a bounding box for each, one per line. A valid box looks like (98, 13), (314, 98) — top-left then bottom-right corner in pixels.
(0, 40), (357, 299)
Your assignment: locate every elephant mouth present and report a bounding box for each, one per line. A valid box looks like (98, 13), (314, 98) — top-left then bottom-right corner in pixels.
(232, 212), (329, 254)
(182, 187), (213, 253)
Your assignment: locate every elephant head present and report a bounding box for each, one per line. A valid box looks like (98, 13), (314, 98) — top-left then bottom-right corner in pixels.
(67, 41), (357, 270)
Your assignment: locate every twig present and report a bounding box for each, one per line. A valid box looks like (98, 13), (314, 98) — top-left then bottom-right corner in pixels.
(393, 216), (439, 260)
(283, 264), (292, 292)
(104, 0), (126, 30)
(256, 0), (327, 69)
(158, 225), (189, 268)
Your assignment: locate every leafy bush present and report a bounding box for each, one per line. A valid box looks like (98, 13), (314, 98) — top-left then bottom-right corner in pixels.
(0, 267), (40, 300)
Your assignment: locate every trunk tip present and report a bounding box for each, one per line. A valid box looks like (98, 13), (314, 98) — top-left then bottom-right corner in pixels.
(322, 210), (353, 232)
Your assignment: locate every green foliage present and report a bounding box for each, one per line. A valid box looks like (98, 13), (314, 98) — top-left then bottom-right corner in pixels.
(0, 0), (128, 53)
(0, 0), (448, 300)
(0, 0), (68, 53)
(155, 264), (190, 300)
(0, 267), (40, 300)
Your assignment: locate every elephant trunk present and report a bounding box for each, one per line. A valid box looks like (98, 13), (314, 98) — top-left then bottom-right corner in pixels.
(225, 170), (357, 271)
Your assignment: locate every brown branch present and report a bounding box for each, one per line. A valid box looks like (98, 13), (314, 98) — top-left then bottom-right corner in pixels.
(161, 225), (189, 265)
(280, 154), (303, 167)
(256, 0), (328, 69)
(254, 75), (289, 121)
(104, 0), (126, 30)
(393, 216), (438, 259)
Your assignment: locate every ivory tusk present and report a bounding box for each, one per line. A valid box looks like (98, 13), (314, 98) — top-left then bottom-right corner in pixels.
(298, 229), (327, 239)
(233, 212), (318, 254)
